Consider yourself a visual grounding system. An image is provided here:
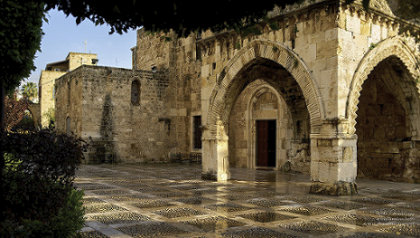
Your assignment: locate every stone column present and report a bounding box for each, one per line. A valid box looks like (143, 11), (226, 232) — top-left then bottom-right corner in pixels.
(202, 118), (230, 181)
(309, 120), (358, 195)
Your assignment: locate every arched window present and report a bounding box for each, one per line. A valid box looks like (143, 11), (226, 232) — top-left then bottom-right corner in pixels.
(131, 80), (140, 105)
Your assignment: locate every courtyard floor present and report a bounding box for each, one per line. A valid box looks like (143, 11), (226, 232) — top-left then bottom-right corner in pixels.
(76, 163), (420, 238)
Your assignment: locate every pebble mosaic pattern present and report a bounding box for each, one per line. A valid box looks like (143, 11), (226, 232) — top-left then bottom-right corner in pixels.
(77, 164), (420, 237)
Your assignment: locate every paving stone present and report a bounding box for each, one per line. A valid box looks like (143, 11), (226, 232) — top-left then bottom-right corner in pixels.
(278, 195), (325, 204)
(76, 183), (113, 190)
(132, 199), (175, 209)
(279, 220), (349, 235)
(222, 226), (298, 238)
(338, 232), (401, 238)
(109, 194), (151, 202)
(246, 198), (290, 208)
(76, 164), (420, 237)
(86, 212), (150, 224)
(184, 216), (245, 232)
(84, 204), (127, 214)
(380, 224), (420, 237)
(83, 197), (107, 204)
(175, 197), (216, 205)
(154, 207), (205, 218)
(117, 221), (186, 237)
(316, 200), (366, 210)
(323, 213), (398, 226)
(277, 205), (332, 216)
(77, 231), (109, 238)
(239, 211), (296, 223)
(150, 191), (189, 198)
(205, 203), (251, 213)
(351, 197), (395, 205)
(361, 207), (418, 220)
(91, 189), (130, 195)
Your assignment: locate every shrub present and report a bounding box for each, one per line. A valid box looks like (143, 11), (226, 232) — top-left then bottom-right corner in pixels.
(0, 129), (86, 237)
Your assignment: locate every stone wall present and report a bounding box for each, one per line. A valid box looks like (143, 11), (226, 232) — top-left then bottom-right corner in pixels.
(135, 30), (202, 158)
(228, 79), (311, 172)
(39, 70), (65, 127)
(55, 65), (174, 163)
(28, 103), (41, 129)
(55, 69), (83, 137)
(67, 52), (98, 71)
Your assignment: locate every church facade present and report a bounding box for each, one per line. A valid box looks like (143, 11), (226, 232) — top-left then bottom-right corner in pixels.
(55, 0), (420, 195)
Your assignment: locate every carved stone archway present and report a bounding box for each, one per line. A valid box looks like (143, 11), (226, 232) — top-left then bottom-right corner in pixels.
(346, 36), (420, 136)
(202, 39), (324, 181)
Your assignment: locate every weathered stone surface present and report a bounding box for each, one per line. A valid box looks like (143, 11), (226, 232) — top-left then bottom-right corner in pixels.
(309, 181), (358, 196)
(53, 0), (420, 193)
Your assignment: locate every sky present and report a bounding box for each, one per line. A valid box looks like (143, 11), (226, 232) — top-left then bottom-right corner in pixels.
(26, 9), (138, 85)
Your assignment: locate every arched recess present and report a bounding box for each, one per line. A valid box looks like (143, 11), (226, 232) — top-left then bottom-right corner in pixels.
(202, 39), (324, 181)
(228, 81), (294, 170)
(347, 36), (420, 182)
(205, 39), (324, 137)
(346, 36), (420, 136)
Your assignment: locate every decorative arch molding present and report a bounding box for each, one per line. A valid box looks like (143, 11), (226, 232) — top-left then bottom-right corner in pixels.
(245, 82), (290, 169)
(205, 39), (325, 137)
(346, 36), (420, 135)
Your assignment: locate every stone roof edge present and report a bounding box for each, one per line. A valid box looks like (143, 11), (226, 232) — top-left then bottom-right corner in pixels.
(54, 65), (168, 84)
(197, 0), (419, 45)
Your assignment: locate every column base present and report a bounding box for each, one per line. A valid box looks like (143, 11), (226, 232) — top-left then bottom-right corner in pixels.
(310, 181), (358, 196)
(201, 171), (230, 181)
(201, 172), (217, 181)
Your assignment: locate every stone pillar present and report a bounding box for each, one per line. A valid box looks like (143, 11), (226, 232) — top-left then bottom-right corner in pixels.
(202, 118), (230, 181)
(309, 120), (358, 195)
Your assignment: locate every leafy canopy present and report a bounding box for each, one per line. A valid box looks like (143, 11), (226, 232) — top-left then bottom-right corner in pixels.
(0, 1), (45, 92)
(22, 82), (38, 101)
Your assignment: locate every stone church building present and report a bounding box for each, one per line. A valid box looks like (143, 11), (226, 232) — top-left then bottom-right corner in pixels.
(54, 0), (420, 195)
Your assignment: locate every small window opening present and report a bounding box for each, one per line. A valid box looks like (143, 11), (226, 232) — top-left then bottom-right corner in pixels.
(131, 80), (140, 105)
(193, 116), (202, 149)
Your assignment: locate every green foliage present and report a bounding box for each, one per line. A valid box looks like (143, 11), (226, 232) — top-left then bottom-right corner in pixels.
(268, 21), (280, 31)
(0, 1), (45, 93)
(4, 94), (29, 131)
(22, 82), (38, 102)
(369, 43), (377, 50)
(49, 189), (85, 237)
(1, 130), (86, 237)
(0, 189), (85, 238)
(238, 25), (263, 37)
(44, 108), (56, 128)
(13, 113), (36, 132)
(392, 0), (419, 21)
(44, 0), (309, 35)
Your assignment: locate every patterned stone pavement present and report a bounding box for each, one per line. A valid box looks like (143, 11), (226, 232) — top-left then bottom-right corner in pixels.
(75, 164), (420, 237)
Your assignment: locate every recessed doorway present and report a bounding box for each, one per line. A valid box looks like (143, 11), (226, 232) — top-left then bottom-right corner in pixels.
(256, 120), (276, 167)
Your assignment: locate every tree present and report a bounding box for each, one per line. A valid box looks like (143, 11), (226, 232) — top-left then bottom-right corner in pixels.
(4, 94), (29, 132)
(0, 0), (44, 130)
(22, 82), (38, 102)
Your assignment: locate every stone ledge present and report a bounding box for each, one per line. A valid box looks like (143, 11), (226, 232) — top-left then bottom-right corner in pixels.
(309, 181), (358, 196)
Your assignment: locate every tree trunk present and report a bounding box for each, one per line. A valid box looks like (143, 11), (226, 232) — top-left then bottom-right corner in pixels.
(0, 79), (4, 222)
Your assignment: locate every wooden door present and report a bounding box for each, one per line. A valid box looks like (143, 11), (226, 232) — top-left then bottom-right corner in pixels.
(256, 120), (276, 167)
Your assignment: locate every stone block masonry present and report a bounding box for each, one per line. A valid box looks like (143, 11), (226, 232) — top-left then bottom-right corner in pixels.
(55, 65), (174, 163)
(53, 0), (420, 195)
